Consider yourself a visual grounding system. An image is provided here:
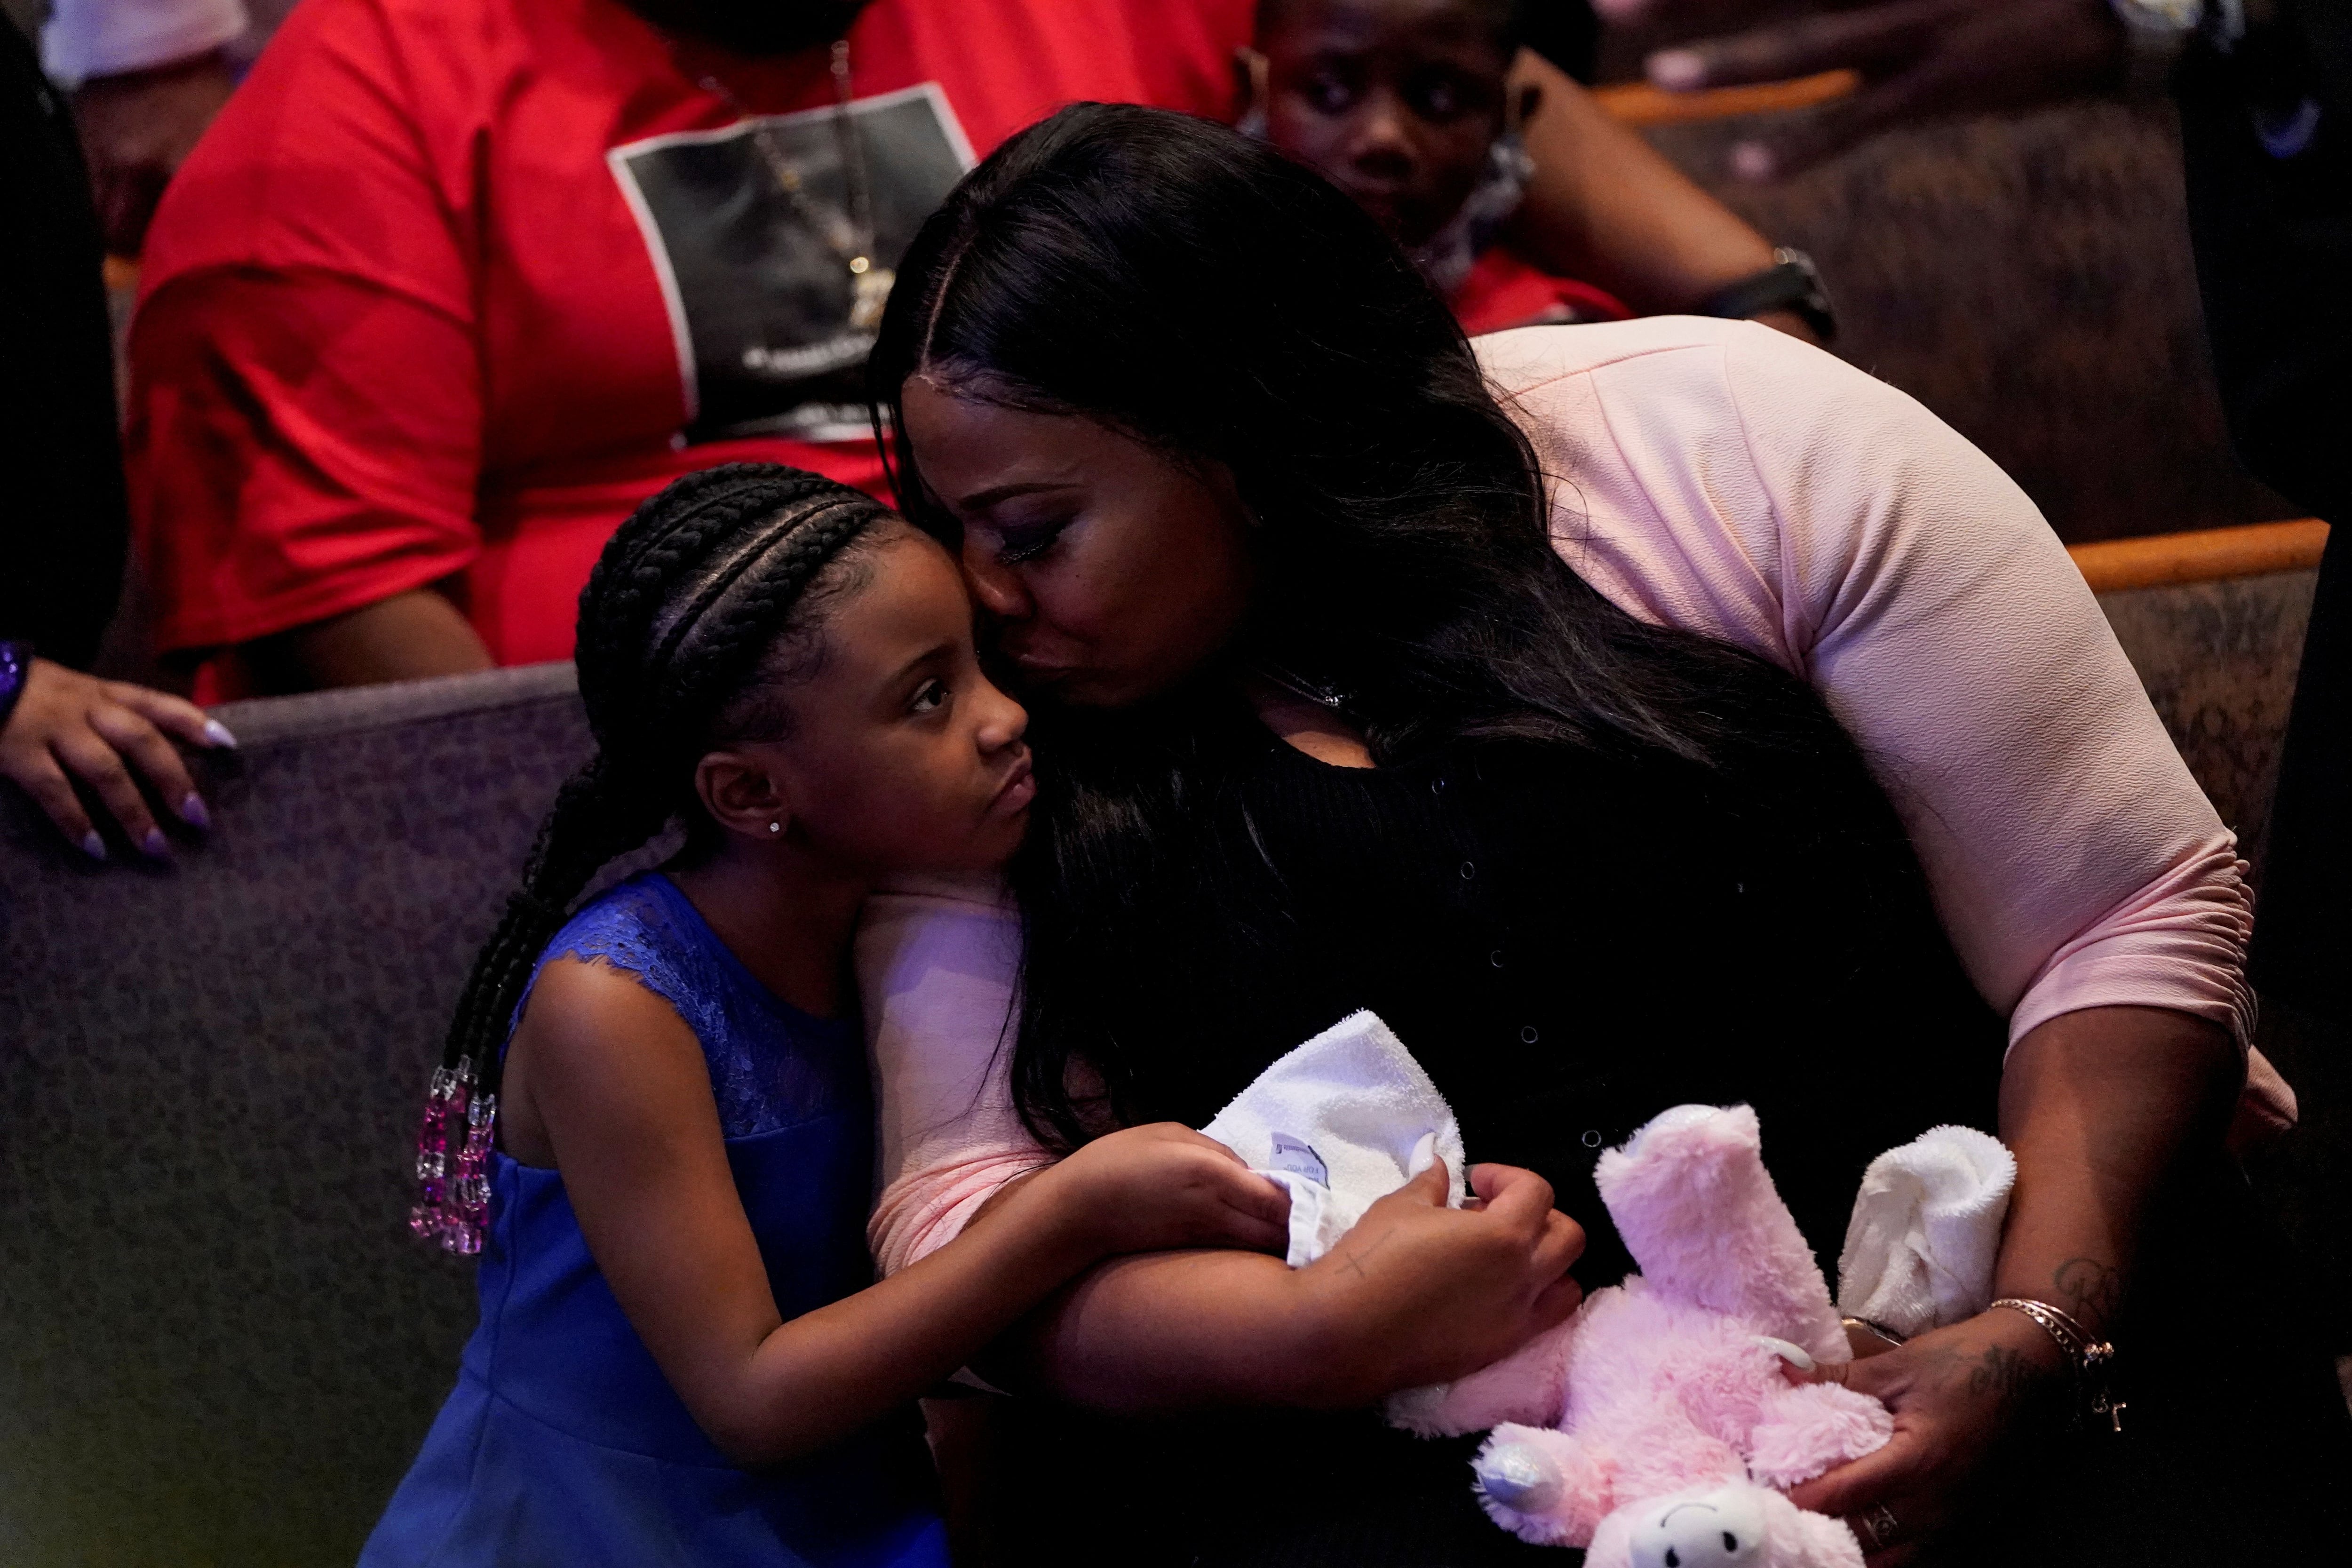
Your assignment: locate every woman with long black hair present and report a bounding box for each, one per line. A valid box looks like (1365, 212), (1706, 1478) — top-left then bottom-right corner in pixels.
(856, 103), (2345, 1565)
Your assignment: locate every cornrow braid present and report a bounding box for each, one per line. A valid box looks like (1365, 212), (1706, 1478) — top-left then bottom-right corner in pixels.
(409, 463), (895, 1255)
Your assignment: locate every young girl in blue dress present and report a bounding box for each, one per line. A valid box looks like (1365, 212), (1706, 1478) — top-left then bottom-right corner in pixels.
(361, 464), (1291, 1568)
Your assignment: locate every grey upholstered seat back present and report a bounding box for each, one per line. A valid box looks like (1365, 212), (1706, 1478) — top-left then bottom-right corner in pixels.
(1, 664), (593, 1568)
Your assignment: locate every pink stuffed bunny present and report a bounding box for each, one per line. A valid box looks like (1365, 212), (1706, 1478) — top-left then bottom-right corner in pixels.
(1387, 1104), (1891, 1567)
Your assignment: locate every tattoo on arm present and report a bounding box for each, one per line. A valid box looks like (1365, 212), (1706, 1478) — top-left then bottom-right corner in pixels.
(1921, 1340), (2052, 1413)
(2052, 1257), (2121, 1328)
(1963, 1344), (2042, 1407)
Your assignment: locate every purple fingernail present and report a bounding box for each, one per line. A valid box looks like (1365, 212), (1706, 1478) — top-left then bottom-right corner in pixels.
(80, 831), (107, 862)
(202, 718), (239, 748)
(142, 828), (171, 859)
(1729, 142), (1777, 182)
(179, 793), (212, 831)
(1648, 49), (1707, 91)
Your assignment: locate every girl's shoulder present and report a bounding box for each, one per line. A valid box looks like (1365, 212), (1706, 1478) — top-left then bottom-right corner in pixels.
(538, 873), (714, 1007)
(530, 874), (863, 1138)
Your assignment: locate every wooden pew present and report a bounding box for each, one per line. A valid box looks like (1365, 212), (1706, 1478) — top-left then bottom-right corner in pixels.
(2070, 519), (2328, 876)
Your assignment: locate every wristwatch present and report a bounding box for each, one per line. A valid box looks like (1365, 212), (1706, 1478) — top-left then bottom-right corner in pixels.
(1698, 248), (1836, 343)
(2110, 0), (2203, 96)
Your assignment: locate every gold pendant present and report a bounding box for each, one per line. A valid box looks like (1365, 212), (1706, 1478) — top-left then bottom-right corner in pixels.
(850, 266), (896, 334)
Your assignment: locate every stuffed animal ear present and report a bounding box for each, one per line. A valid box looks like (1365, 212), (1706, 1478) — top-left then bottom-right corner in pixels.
(1595, 1105), (1846, 1365)
(1471, 1425), (1613, 1547)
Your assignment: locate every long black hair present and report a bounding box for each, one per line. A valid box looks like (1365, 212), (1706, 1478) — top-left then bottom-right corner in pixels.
(410, 462), (896, 1252)
(869, 104), (1881, 1151)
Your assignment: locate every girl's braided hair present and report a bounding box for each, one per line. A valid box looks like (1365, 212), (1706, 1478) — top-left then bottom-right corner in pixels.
(410, 462), (895, 1253)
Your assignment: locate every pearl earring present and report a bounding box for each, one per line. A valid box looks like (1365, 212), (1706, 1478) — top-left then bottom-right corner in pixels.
(767, 821), (781, 835)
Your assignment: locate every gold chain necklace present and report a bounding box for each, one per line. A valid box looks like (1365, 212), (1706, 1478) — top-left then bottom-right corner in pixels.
(696, 39), (895, 333)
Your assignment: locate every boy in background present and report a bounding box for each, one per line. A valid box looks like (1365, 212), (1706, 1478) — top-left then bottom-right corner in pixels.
(1236, 0), (1632, 334)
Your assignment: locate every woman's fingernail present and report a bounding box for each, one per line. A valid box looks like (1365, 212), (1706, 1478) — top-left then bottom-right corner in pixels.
(179, 793), (212, 831)
(202, 718), (239, 748)
(80, 831), (107, 862)
(1729, 141), (1778, 182)
(1648, 49), (1708, 90)
(141, 828), (171, 859)
(1756, 1335), (1816, 1371)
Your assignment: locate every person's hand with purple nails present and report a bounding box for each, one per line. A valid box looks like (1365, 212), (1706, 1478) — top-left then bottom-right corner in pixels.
(0, 657), (236, 860)
(1614, 0), (2128, 181)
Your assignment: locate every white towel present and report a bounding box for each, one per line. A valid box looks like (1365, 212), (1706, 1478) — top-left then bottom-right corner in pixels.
(1836, 1124), (2016, 1338)
(1202, 1010), (1468, 1267)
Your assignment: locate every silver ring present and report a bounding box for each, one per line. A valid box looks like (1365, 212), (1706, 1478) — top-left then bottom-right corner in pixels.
(1861, 1504), (1899, 1547)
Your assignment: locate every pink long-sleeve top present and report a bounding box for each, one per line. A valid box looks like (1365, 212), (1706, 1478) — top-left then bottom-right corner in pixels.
(858, 317), (2275, 1279)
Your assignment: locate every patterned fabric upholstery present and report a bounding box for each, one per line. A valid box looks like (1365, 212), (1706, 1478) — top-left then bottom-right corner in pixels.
(0, 664), (594, 1567)
(2099, 570), (2321, 879)
(1647, 99), (2299, 544)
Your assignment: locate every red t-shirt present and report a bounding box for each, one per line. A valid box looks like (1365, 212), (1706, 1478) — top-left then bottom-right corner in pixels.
(128, 0), (1252, 677)
(1451, 245), (1629, 338)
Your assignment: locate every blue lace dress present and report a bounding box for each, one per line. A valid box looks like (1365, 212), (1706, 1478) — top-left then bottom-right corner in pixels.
(360, 873), (948, 1568)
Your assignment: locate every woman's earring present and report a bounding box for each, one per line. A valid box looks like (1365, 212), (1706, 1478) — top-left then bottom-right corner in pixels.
(767, 821), (782, 835)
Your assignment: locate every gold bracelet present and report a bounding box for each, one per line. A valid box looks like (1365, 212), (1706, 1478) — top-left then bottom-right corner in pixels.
(1991, 1297), (2124, 1433)
(1841, 1315), (1907, 1350)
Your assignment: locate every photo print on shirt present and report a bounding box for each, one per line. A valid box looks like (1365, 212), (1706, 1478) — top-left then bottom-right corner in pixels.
(610, 84), (976, 445)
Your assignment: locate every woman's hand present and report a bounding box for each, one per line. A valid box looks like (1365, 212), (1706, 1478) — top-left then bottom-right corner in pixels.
(1298, 1160), (1587, 1400)
(1788, 1308), (2066, 1564)
(1034, 1122), (1293, 1259)
(1787, 1009), (2231, 1561)
(0, 657), (234, 859)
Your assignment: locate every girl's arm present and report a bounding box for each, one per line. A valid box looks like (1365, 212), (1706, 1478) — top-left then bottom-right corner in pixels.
(513, 957), (1287, 1467)
(856, 884), (1588, 1414)
(859, 881), (1055, 1277)
(980, 1159), (1587, 1415)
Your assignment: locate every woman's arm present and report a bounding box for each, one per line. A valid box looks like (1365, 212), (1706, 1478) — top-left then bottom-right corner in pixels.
(1990, 1006), (2237, 1335)
(856, 889), (1588, 1412)
(1789, 1004), (2237, 1559)
(248, 585), (493, 691)
(1480, 318), (2255, 1557)
(514, 958), (1287, 1466)
(1494, 318), (2259, 1059)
